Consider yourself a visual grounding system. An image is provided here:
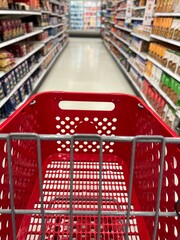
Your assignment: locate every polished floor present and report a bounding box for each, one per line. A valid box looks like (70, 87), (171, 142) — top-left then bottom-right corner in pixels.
(38, 38), (135, 94)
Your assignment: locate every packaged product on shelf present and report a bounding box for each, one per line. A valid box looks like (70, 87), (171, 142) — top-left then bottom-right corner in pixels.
(7, 43), (27, 57)
(28, 55), (35, 70)
(8, 72), (15, 90)
(0, 63), (15, 72)
(167, 51), (180, 73)
(173, 18), (180, 41)
(15, 67), (20, 81)
(9, 95), (16, 110)
(0, 82), (5, 100)
(0, 58), (16, 69)
(0, 49), (14, 59)
(13, 0), (40, 10)
(131, 37), (149, 52)
(25, 22), (34, 33)
(11, 70), (17, 86)
(0, 0), (8, 9)
(2, 76), (10, 96)
(14, 91), (21, 105)
(145, 60), (153, 77)
(18, 86), (25, 102)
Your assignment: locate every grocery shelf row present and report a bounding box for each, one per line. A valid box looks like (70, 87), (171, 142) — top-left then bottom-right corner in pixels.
(0, 40), (68, 118)
(0, 9), (66, 17)
(111, 32), (130, 45)
(110, 40), (129, 59)
(103, 40), (151, 108)
(114, 25), (131, 32)
(104, 39), (179, 114)
(0, 0), (69, 120)
(0, 29), (43, 48)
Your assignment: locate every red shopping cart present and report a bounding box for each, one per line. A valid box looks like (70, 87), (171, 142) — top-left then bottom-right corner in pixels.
(0, 92), (179, 240)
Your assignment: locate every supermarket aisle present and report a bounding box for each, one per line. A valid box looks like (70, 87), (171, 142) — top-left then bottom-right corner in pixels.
(38, 38), (135, 94)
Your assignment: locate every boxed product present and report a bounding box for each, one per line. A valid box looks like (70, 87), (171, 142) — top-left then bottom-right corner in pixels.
(0, 0), (8, 9)
(25, 22), (34, 33)
(2, 76), (10, 96)
(0, 49), (14, 59)
(9, 95), (16, 110)
(18, 86), (25, 102)
(0, 81), (5, 100)
(172, 18), (180, 41)
(167, 51), (180, 73)
(131, 36), (149, 52)
(14, 91), (21, 105)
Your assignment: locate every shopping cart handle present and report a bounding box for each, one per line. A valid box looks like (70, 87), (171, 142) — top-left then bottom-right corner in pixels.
(175, 200), (180, 217)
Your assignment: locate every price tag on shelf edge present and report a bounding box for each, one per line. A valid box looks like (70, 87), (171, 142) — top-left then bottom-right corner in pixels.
(143, 0), (155, 26)
(125, 0), (132, 24)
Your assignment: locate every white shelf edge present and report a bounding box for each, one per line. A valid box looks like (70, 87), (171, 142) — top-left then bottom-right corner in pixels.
(0, 9), (41, 15)
(116, 16), (126, 19)
(144, 73), (179, 110)
(150, 34), (180, 47)
(117, 7), (126, 11)
(147, 55), (180, 83)
(154, 12), (180, 17)
(128, 59), (144, 76)
(42, 25), (53, 30)
(129, 46), (147, 60)
(49, 0), (60, 5)
(110, 40), (129, 59)
(52, 23), (63, 28)
(131, 32), (150, 42)
(41, 10), (51, 14)
(112, 32), (130, 46)
(0, 43), (44, 79)
(133, 6), (146, 10)
(114, 24), (132, 32)
(131, 17), (144, 21)
(0, 29), (43, 48)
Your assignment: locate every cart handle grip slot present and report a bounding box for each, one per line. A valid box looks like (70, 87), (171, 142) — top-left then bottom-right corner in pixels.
(59, 100), (115, 111)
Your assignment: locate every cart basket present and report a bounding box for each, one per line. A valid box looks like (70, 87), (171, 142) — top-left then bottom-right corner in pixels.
(0, 92), (179, 240)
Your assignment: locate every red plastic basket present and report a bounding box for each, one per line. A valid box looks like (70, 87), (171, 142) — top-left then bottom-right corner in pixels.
(0, 92), (179, 240)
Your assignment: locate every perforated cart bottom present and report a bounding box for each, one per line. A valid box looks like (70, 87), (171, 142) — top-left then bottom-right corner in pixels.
(23, 154), (141, 240)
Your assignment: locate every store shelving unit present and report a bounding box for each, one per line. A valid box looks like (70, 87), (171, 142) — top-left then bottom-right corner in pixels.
(0, 0), (69, 122)
(103, 0), (180, 134)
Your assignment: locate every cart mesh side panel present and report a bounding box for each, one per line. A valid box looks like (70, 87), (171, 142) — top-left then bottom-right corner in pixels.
(0, 92), (179, 240)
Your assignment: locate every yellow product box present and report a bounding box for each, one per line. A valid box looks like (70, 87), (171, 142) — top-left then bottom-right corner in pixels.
(152, 18), (158, 35)
(161, 0), (170, 12)
(159, 46), (167, 64)
(158, 18), (165, 36)
(164, 18), (173, 38)
(145, 61), (153, 77)
(166, 0), (175, 12)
